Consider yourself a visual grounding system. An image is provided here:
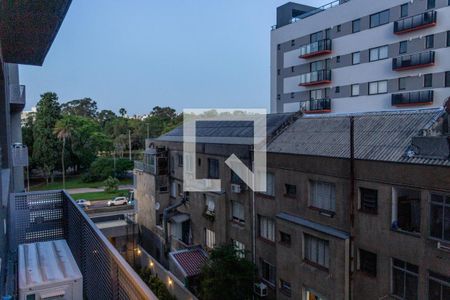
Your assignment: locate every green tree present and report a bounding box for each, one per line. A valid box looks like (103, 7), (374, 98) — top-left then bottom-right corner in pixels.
(32, 92), (61, 183)
(98, 109), (117, 127)
(103, 176), (119, 193)
(22, 113), (35, 165)
(119, 108), (127, 117)
(54, 116), (75, 189)
(199, 244), (256, 300)
(61, 98), (98, 118)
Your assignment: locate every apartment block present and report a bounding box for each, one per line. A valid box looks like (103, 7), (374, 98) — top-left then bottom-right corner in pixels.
(271, 0), (450, 114)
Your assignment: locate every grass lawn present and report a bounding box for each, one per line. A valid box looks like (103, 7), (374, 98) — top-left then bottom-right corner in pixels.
(70, 190), (129, 201)
(31, 176), (132, 191)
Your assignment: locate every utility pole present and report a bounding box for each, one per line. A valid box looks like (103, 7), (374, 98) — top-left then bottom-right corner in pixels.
(128, 129), (132, 161)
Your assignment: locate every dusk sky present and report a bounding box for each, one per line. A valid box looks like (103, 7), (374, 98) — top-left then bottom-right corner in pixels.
(20, 0), (327, 115)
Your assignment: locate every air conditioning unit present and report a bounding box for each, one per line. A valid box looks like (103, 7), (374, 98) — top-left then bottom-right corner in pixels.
(254, 282), (268, 297)
(231, 184), (242, 193)
(437, 241), (450, 252)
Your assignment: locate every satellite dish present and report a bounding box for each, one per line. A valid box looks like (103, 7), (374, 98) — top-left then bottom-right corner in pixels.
(155, 202), (160, 210)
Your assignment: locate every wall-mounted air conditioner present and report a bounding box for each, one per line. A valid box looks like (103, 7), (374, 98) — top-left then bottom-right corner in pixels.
(254, 282), (268, 297)
(437, 241), (450, 252)
(231, 184), (242, 193)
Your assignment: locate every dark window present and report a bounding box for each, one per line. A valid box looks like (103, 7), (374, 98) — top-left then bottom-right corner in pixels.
(207, 158), (219, 179)
(285, 184), (296, 197)
(427, 0), (436, 9)
(428, 271), (450, 300)
(277, 44), (281, 51)
(231, 170), (243, 184)
(360, 188), (378, 214)
(359, 249), (377, 277)
(430, 194), (450, 242)
(177, 154), (183, 167)
(290, 92), (295, 99)
(447, 31), (450, 47)
(279, 279), (292, 297)
(198, 158), (201, 166)
(401, 4), (408, 18)
(310, 31), (324, 43)
(392, 259), (418, 300)
(277, 69), (280, 76)
(336, 56), (341, 63)
(446, 72), (450, 87)
(335, 86), (340, 93)
(370, 10), (390, 28)
(280, 231), (291, 245)
(277, 94), (280, 101)
(399, 77), (407, 90)
(291, 40), (295, 47)
(336, 25), (341, 32)
(399, 41), (407, 54)
(352, 19), (361, 33)
(395, 188), (421, 233)
(424, 73), (433, 88)
(291, 66), (295, 72)
(260, 259), (276, 285)
(426, 35), (434, 49)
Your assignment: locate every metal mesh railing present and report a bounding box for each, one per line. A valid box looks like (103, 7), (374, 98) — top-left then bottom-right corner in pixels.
(8, 190), (157, 300)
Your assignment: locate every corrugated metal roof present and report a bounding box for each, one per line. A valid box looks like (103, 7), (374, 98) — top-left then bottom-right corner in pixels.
(268, 108), (450, 166)
(170, 248), (208, 277)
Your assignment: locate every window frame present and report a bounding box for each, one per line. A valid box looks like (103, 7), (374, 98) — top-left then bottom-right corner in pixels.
(426, 34), (434, 49)
(445, 71), (450, 88)
(391, 258), (419, 299)
(359, 187), (378, 214)
(205, 228), (216, 249)
(352, 19), (361, 33)
(369, 45), (389, 62)
(399, 41), (407, 54)
(428, 271), (450, 300)
(259, 215), (276, 242)
(424, 73), (433, 88)
(398, 77), (407, 90)
(309, 180), (336, 213)
(352, 52), (361, 65)
(429, 193), (450, 242)
(207, 158), (219, 179)
(358, 248), (377, 277)
(370, 10), (390, 28)
(231, 200), (245, 224)
(400, 3), (408, 18)
(279, 231), (292, 246)
(303, 233), (330, 270)
(368, 80), (388, 95)
(351, 84), (360, 97)
(284, 183), (297, 197)
(260, 259), (276, 286)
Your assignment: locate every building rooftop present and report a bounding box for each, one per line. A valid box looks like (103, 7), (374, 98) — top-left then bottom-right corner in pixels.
(170, 248), (208, 278)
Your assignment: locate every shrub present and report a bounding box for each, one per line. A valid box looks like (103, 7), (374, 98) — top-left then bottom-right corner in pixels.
(104, 176), (119, 193)
(138, 268), (177, 300)
(82, 157), (133, 182)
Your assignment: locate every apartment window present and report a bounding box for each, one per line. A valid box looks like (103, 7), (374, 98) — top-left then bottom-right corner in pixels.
(279, 279), (292, 297)
(291, 40), (295, 47)
(310, 180), (336, 213)
(280, 231), (291, 246)
(335, 86), (340, 93)
(260, 259), (276, 285)
(351, 84), (360, 96)
(233, 240), (245, 258)
(427, 0), (436, 9)
(285, 184), (296, 197)
(399, 41), (407, 54)
(262, 172), (275, 196)
(424, 73), (433, 88)
(310, 31), (325, 43)
(277, 94), (281, 101)
(336, 25), (341, 32)
(369, 80), (388, 95)
(429, 271), (450, 300)
(310, 89), (324, 100)
(177, 154), (183, 167)
(393, 188), (421, 233)
(392, 258), (419, 299)
(277, 69), (280, 76)
(336, 56), (341, 63)
(370, 10), (390, 28)
(352, 19), (361, 33)
(401, 3), (408, 18)
(259, 216), (275, 241)
(205, 228), (215, 249)
(369, 45), (388, 61)
(359, 249), (377, 277)
(231, 201), (245, 224)
(426, 34), (434, 49)
(198, 157), (201, 166)
(290, 92), (295, 99)
(430, 193), (450, 242)
(399, 77), (407, 90)
(352, 52), (361, 65)
(360, 188), (378, 214)
(205, 195), (216, 215)
(446, 72), (450, 87)
(291, 66), (295, 73)
(304, 234), (329, 269)
(447, 31), (450, 47)
(277, 44), (281, 51)
(184, 153), (193, 173)
(207, 158), (219, 179)
(311, 60), (327, 72)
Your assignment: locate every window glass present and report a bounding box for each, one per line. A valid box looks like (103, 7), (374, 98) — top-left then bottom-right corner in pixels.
(401, 4), (408, 18)
(352, 19), (361, 33)
(310, 180), (336, 212)
(399, 77), (407, 90)
(352, 84), (360, 96)
(304, 234), (329, 269)
(259, 216), (275, 241)
(360, 188), (378, 213)
(231, 201), (245, 223)
(426, 35), (434, 49)
(392, 259), (418, 300)
(424, 74), (433, 88)
(359, 249), (377, 277)
(352, 52), (360, 65)
(370, 10), (390, 28)
(399, 41), (407, 54)
(208, 158), (219, 179)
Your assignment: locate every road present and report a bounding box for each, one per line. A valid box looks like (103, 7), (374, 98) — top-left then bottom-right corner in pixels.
(67, 185), (134, 195)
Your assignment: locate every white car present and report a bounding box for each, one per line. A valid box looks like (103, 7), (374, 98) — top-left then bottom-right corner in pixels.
(76, 199), (92, 207)
(107, 197), (128, 206)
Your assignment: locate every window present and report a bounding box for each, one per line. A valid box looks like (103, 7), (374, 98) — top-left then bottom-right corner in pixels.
(304, 234), (329, 269)
(231, 201), (245, 224)
(351, 84), (360, 96)
(360, 188), (378, 214)
(429, 271), (450, 300)
(291, 66), (295, 73)
(426, 34), (434, 49)
(207, 158), (219, 179)
(352, 52), (360, 65)
(430, 193), (450, 242)
(291, 40), (295, 47)
(369, 80), (388, 95)
(310, 31), (325, 43)
(277, 69), (280, 76)
(259, 215), (275, 241)
(290, 92), (295, 99)
(310, 89), (324, 100)
(260, 259), (276, 285)
(446, 72), (450, 87)
(279, 279), (292, 297)
(427, 0), (436, 9)
(277, 94), (280, 101)
(370, 45), (388, 61)
(399, 77), (407, 90)
(205, 195), (215, 215)
(401, 4), (408, 18)
(399, 41), (407, 54)
(305, 289), (326, 300)
(277, 44), (281, 51)
(311, 60), (328, 72)
(310, 180), (336, 213)
(262, 172), (275, 196)
(393, 188), (421, 233)
(424, 73), (433, 88)
(335, 86), (340, 93)
(233, 240), (245, 258)
(359, 249), (377, 277)
(205, 228), (215, 249)
(370, 10), (390, 28)
(285, 184), (296, 197)
(280, 231), (291, 246)
(336, 25), (341, 32)
(184, 153), (193, 173)
(336, 56), (341, 63)
(447, 31), (450, 47)
(392, 258), (418, 300)
(177, 154), (183, 167)
(352, 19), (361, 33)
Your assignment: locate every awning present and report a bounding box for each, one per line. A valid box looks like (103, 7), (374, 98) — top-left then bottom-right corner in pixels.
(170, 213), (190, 223)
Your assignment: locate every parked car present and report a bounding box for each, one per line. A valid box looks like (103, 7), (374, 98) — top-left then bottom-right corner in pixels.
(76, 199), (92, 208)
(107, 196), (128, 206)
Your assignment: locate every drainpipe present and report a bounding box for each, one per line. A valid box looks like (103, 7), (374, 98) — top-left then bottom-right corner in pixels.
(349, 116), (355, 300)
(163, 196), (188, 254)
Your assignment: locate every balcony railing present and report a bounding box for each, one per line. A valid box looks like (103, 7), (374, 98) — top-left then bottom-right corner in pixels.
(299, 39), (332, 59)
(392, 51), (435, 71)
(391, 90), (434, 106)
(134, 160), (155, 174)
(9, 84), (26, 112)
(394, 11), (437, 34)
(301, 99), (332, 113)
(299, 70), (332, 86)
(6, 190), (157, 300)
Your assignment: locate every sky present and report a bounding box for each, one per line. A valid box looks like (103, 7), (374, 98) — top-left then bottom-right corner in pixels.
(20, 0), (328, 115)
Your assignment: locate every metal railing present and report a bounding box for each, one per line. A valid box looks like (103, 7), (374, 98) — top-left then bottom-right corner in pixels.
(299, 70), (332, 86)
(394, 11), (437, 34)
(392, 51), (435, 70)
(301, 99), (332, 112)
(7, 190), (157, 300)
(9, 84), (25, 105)
(299, 39), (332, 58)
(391, 90), (434, 106)
(134, 160), (155, 174)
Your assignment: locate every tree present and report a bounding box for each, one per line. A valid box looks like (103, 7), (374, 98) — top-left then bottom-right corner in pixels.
(61, 98), (98, 118)
(199, 244), (256, 300)
(54, 116), (75, 189)
(98, 109), (117, 127)
(119, 108), (127, 117)
(103, 176), (119, 193)
(32, 92), (61, 183)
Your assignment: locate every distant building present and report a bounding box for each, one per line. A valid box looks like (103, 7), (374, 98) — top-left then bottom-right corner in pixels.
(21, 106), (37, 124)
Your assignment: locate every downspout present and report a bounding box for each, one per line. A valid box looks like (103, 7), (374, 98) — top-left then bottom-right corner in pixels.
(348, 116), (355, 300)
(163, 196), (188, 254)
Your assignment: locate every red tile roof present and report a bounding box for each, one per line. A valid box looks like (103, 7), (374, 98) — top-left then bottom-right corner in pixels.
(172, 249), (208, 277)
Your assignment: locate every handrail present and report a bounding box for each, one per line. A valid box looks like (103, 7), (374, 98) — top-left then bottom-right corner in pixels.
(394, 11), (437, 34)
(299, 70), (332, 85)
(299, 39), (332, 58)
(392, 90), (434, 106)
(393, 51), (435, 70)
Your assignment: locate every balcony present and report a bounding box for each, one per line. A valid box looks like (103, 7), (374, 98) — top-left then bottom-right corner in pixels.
(391, 90), (434, 107)
(9, 84), (26, 112)
(299, 39), (332, 59)
(392, 51), (435, 71)
(394, 11), (437, 34)
(299, 70), (332, 86)
(134, 160), (155, 174)
(301, 99), (331, 114)
(4, 190), (157, 299)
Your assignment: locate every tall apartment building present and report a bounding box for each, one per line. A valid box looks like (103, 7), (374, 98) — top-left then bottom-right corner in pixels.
(271, 0), (450, 114)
